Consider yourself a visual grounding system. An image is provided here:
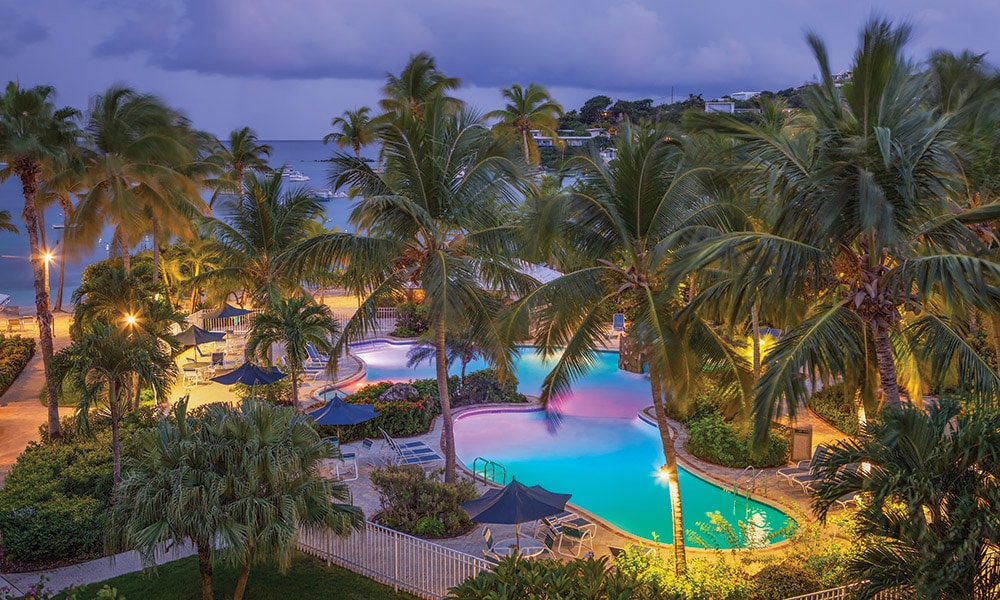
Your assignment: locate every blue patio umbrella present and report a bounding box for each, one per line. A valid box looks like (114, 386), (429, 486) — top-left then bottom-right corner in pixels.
(307, 395), (380, 442)
(175, 325), (226, 357)
(214, 303), (253, 320)
(210, 362), (286, 386)
(461, 479), (571, 551)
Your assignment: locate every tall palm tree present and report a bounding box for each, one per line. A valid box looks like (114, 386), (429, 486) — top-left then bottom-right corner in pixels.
(324, 107), (379, 159)
(73, 85), (203, 274)
(39, 148), (87, 311)
(681, 19), (1000, 442)
(245, 296), (338, 408)
(810, 400), (1000, 598)
(162, 229), (225, 313)
(289, 97), (531, 483)
(57, 321), (177, 483)
(378, 52), (463, 118)
(194, 173), (325, 307)
(508, 121), (747, 573)
(487, 83), (564, 166)
(207, 126), (273, 210)
(0, 81), (80, 439)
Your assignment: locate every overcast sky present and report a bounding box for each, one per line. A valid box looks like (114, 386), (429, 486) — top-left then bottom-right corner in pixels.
(3, 0), (999, 140)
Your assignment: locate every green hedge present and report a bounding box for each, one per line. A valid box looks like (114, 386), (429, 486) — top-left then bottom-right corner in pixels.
(807, 383), (861, 436)
(0, 334), (35, 397)
(687, 413), (789, 468)
(0, 437), (112, 563)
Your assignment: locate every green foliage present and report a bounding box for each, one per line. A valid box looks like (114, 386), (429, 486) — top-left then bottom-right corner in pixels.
(232, 378), (294, 406)
(448, 555), (643, 600)
(749, 562), (822, 600)
(369, 465), (477, 537)
(452, 369), (528, 406)
(0, 437), (111, 562)
(391, 302), (429, 337)
(806, 383), (861, 436)
(686, 412), (789, 468)
(0, 334), (35, 397)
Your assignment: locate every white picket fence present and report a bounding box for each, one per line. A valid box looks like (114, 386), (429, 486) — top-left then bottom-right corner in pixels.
(297, 521), (491, 600)
(785, 583), (908, 600)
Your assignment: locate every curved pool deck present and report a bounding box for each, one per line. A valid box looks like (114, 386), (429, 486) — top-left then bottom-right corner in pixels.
(319, 338), (843, 555)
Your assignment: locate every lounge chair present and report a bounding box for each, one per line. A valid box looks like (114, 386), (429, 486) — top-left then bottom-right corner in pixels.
(776, 444), (830, 487)
(482, 527), (501, 563)
(789, 462), (862, 494)
(306, 343), (330, 367)
(379, 427), (443, 468)
(609, 313), (625, 338)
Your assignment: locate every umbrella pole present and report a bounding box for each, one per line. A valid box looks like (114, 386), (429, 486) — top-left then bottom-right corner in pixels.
(515, 523), (520, 552)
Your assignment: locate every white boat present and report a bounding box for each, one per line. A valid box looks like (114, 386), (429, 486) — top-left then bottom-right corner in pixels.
(288, 172), (310, 182)
(279, 166), (295, 177)
(332, 191), (348, 198)
(309, 189), (334, 201)
(52, 224), (64, 230)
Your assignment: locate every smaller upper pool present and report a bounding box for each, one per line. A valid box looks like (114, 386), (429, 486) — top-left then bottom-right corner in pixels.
(334, 340), (795, 547)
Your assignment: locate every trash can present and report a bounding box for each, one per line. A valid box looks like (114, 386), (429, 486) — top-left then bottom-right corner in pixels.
(791, 424), (813, 462)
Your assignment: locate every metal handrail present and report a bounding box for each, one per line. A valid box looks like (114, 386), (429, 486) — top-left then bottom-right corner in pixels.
(472, 457), (507, 485)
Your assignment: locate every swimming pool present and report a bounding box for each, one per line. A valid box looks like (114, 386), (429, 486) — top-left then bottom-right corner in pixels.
(336, 340), (794, 547)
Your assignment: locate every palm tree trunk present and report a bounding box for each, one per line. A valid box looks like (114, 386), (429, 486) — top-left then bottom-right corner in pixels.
(232, 550), (254, 600)
(110, 379), (122, 484)
(648, 360), (686, 574)
(751, 301), (761, 379)
(196, 542), (214, 600)
(873, 326), (902, 407)
(520, 128), (531, 166)
(151, 214), (160, 286)
(290, 366), (299, 408)
(119, 227), (131, 272)
(435, 320), (456, 483)
(17, 166), (61, 439)
(54, 195), (72, 312)
(990, 315), (1000, 378)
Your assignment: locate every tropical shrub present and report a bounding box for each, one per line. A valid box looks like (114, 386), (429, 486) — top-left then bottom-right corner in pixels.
(448, 555), (644, 599)
(686, 412), (789, 468)
(0, 334), (35, 397)
(232, 378), (294, 406)
(749, 561), (822, 600)
(452, 369), (527, 406)
(370, 465), (477, 538)
(806, 383), (860, 436)
(391, 302), (429, 337)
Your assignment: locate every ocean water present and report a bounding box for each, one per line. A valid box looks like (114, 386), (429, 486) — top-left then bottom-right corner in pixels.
(0, 140), (366, 308)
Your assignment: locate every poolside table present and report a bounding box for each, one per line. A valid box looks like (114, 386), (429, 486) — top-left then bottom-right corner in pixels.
(493, 538), (545, 558)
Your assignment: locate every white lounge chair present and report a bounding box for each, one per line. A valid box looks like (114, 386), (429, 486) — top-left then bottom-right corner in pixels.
(776, 444), (830, 487)
(379, 427), (443, 468)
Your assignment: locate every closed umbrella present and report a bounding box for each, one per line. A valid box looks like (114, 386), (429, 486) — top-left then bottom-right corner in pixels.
(461, 479), (571, 551)
(307, 394), (380, 442)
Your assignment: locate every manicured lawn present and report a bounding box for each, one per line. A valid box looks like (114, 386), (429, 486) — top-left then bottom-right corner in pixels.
(57, 553), (420, 600)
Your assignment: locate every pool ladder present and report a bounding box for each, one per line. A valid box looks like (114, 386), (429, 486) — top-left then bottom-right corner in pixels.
(733, 466), (767, 513)
(472, 457), (507, 485)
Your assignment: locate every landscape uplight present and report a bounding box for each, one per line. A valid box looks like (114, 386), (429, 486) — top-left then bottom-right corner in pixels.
(42, 251), (54, 264)
(124, 313), (137, 326)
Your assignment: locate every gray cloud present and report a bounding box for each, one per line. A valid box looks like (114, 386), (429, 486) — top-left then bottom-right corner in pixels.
(0, 7), (49, 57)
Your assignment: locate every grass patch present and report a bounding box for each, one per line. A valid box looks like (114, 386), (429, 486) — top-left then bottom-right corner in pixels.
(57, 552), (420, 600)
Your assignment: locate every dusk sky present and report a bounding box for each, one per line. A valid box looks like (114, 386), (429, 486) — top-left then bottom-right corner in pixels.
(3, 0), (999, 140)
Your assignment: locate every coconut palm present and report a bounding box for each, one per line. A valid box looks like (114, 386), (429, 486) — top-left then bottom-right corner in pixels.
(162, 229), (225, 313)
(378, 52), (463, 118)
(0, 210), (16, 233)
(324, 107), (379, 159)
(39, 147), (87, 311)
(57, 321), (177, 483)
(194, 173), (325, 307)
(244, 296), (339, 408)
(290, 97), (531, 483)
(73, 85), (204, 274)
(487, 83), (564, 166)
(508, 120), (748, 573)
(207, 126), (273, 209)
(681, 19), (1000, 443)
(0, 81), (81, 439)
(810, 400), (1000, 598)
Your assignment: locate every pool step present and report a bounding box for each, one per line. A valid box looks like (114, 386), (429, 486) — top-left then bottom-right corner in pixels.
(472, 457), (508, 485)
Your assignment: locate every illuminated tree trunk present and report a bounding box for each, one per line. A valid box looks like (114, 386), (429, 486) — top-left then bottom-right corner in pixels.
(648, 361), (686, 574)
(435, 319), (456, 483)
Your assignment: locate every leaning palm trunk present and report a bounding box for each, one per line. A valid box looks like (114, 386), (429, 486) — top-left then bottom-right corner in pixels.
(435, 320), (457, 482)
(109, 378), (122, 484)
(648, 360), (686, 574)
(232, 546), (254, 600)
(872, 327), (902, 407)
(54, 195), (72, 311)
(520, 127), (531, 166)
(151, 214), (160, 285)
(16, 163), (61, 438)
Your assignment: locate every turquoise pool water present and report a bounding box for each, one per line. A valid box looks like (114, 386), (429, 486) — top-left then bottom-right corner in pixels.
(337, 340), (794, 547)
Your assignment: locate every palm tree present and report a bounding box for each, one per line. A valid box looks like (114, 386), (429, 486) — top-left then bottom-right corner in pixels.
(57, 321), (177, 483)
(508, 120), (748, 574)
(681, 19), (1000, 442)
(207, 126), (273, 209)
(194, 173), (325, 307)
(810, 400), (1000, 598)
(379, 52), (463, 118)
(162, 230), (225, 313)
(203, 399), (363, 600)
(0, 210), (16, 234)
(244, 296), (338, 408)
(0, 81), (80, 439)
(73, 85), (204, 274)
(324, 107), (379, 159)
(289, 97), (531, 483)
(39, 148), (87, 312)
(487, 83), (564, 166)
(111, 398), (362, 600)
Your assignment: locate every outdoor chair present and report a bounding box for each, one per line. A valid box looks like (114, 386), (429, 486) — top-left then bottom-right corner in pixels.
(19, 315), (36, 330)
(182, 370), (200, 389)
(379, 427), (444, 469)
(6, 318), (22, 332)
(776, 444), (830, 487)
(789, 462), (862, 494)
(609, 313), (625, 338)
(306, 343), (330, 367)
(482, 527), (501, 563)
